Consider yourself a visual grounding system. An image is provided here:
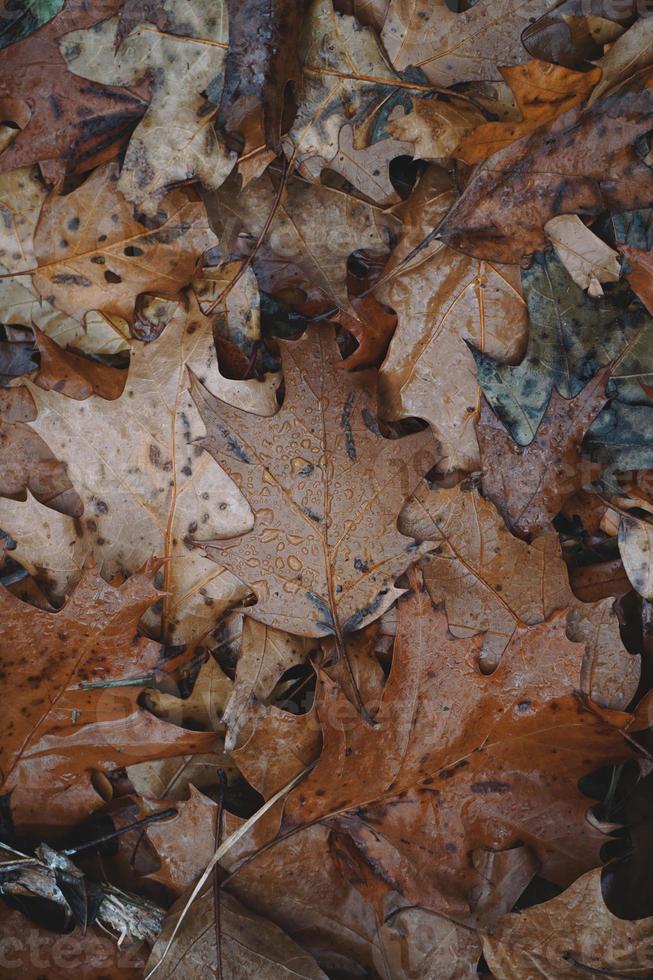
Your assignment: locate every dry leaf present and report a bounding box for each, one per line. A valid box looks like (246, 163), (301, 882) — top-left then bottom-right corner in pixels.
(545, 214), (621, 296)
(59, 0), (235, 213)
(194, 323), (438, 636)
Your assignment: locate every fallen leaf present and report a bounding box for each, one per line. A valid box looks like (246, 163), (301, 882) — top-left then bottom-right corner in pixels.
(275, 584), (632, 922)
(380, 0), (560, 86)
(618, 513), (653, 600)
(0, 0), (64, 48)
(377, 166), (528, 471)
(0, 0), (147, 179)
(145, 654), (233, 732)
(0, 561), (215, 831)
(477, 368), (608, 539)
(31, 162), (217, 323)
(33, 326), (127, 400)
(399, 480), (639, 699)
(219, 0), (307, 155)
(389, 97), (484, 162)
(456, 60), (601, 165)
(545, 214), (621, 296)
(0, 165), (130, 356)
(0, 419), (82, 516)
(209, 169), (397, 312)
(471, 250), (651, 446)
(0, 294), (279, 643)
(283, 0), (418, 205)
(222, 617), (316, 750)
(147, 887), (328, 978)
(589, 15), (653, 105)
(620, 243), (653, 314)
(59, 0), (235, 213)
(438, 71), (653, 264)
(483, 868), (653, 979)
(521, 0), (631, 68)
(194, 323), (438, 637)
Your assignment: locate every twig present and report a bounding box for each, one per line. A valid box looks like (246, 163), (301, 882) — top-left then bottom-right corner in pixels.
(63, 808), (177, 855)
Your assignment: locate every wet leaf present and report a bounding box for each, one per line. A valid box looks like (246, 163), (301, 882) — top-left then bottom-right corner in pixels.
(0, 0), (64, 49)
(31, 162), (217, 324)
(0, 561), (215, 831)
(484, 868), (653, 979)
(59, 0), (235, 213)
(193, 323), (438, 637)
(544, 215), (620, 296)
(438, 72), (653, 264)
(456, 60), (600, 165)
(0, 294), (279, 643)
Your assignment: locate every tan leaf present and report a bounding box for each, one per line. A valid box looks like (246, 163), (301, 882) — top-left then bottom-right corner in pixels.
(619, 514), (653, 600)
(381, 0), (560, 86)
(400, 481), (639, 700)
(146, 887), (328, 979)
(388, 97), (484, 161)
(589, 15), (653, 105)
(377, 166), (527, 471)
(32, 162), (217, 323)
(222, 617), (316, 750)
(194, 323), (439, 637)
(145, 655), (233, 733)
(283, 0), (417, 204)
(59, 0), (235, 214)
(0, 165), (130, 355)
(483, 868), (653, 978)
(544, 215), (620, 296)
(0, 294), (280, 643)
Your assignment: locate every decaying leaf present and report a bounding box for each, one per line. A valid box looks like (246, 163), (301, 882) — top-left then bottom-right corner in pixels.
(0, 294), (279, 643)
(31, 163), (217, 323)
(472, 250), (651, 446)
(484, 868), (653, 979)
(399, 481), (639, 699)
(380, 0), (560, 86)
(272, 583), (633, 922)
(545, 214), (621, 296)
(477, 368), (608, 539)
(194, 323), (438, 637)
(389, 98), (484, 163)
(147, 887), (328, 978)
(283, 0), (416, 205)
(621, 243), (653, 315)
(0, 0), (64, 49)
(619, 513), (653, 600)
(377, 166), (528, 471)
(0, 0), (147, 179)
(456, 60), (601, 165)
(219, 0), (307, 157)
(589, 15), (653, 105)
(59, 0), (235, 213)
(438, 72), (653, 263)
(0, 561), (215, 830)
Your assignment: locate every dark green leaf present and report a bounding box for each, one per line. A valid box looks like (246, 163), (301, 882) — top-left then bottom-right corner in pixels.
(0, 0), (64, 48)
